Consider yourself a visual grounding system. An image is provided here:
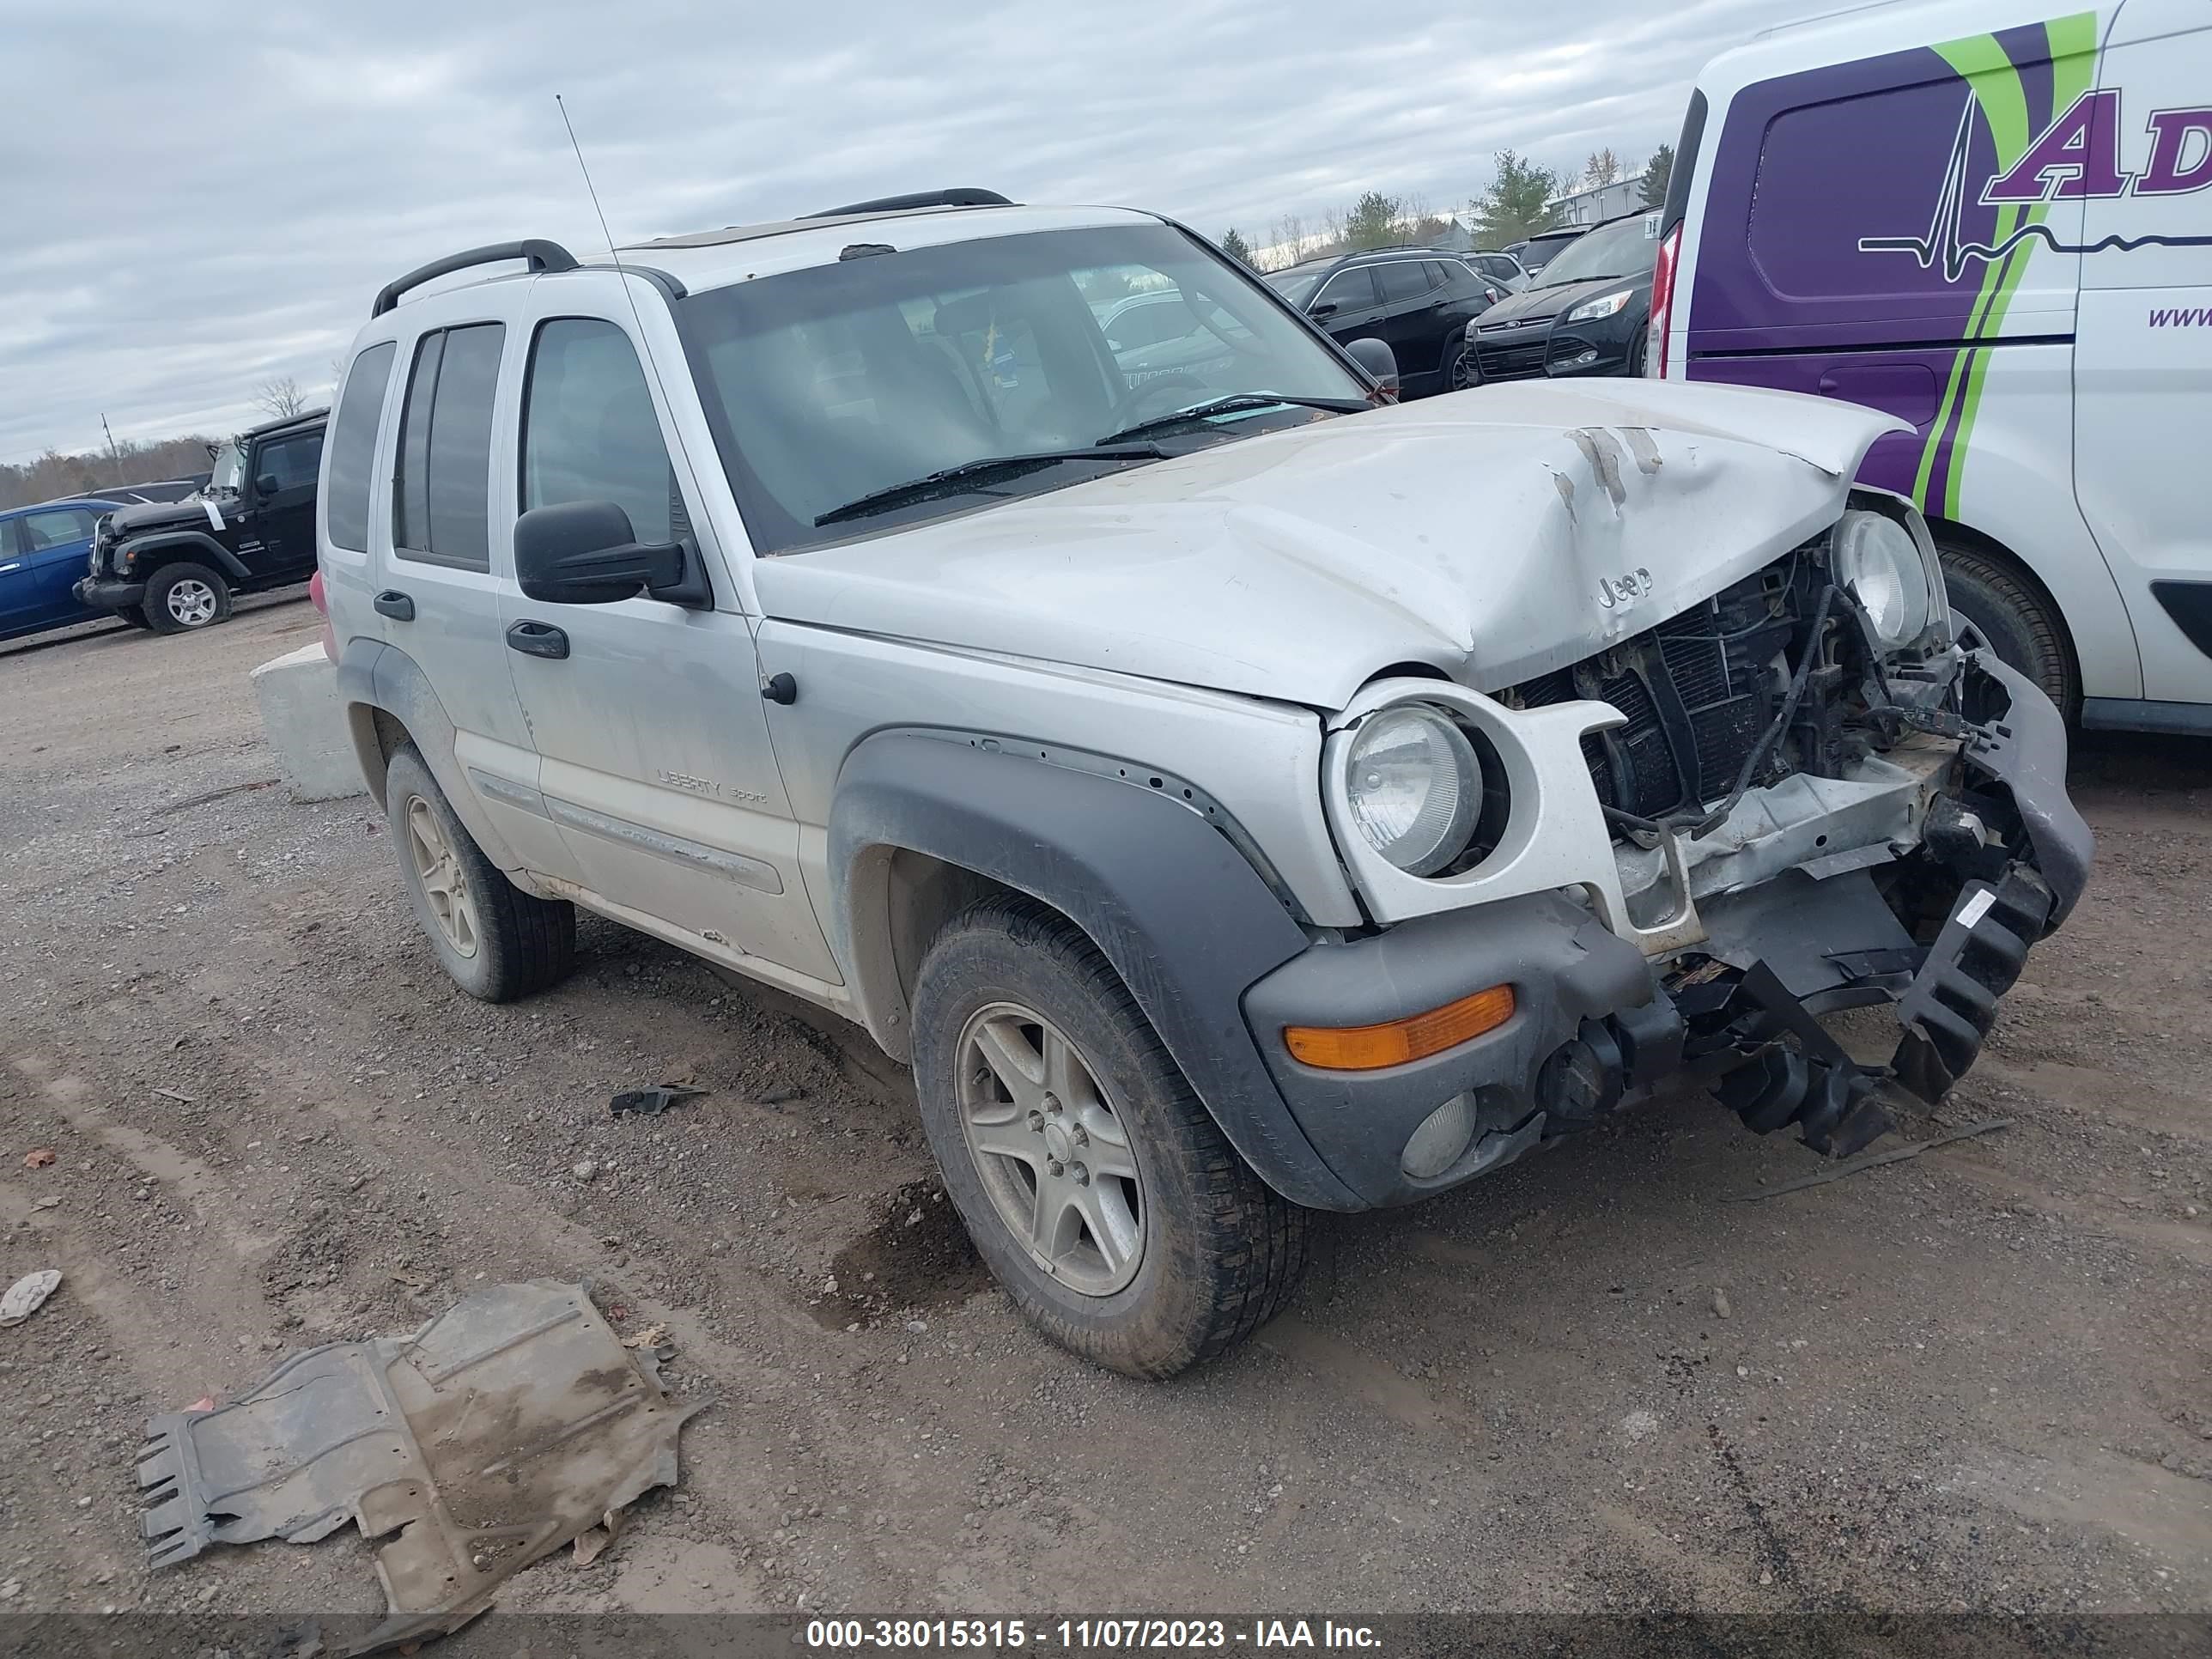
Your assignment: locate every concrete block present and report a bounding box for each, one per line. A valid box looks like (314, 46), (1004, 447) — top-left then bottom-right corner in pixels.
(251, 641), (365, 803)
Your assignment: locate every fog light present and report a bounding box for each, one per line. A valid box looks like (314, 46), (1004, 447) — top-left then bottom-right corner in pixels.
(1285, 984), (1516, 1071)
(1401, 1093), (1478, 1180)
(1553, 349), (1600, 371)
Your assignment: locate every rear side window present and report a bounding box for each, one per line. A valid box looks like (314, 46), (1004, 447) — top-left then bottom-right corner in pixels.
(394, 323), (507, 568)
(1376, 262), (1429, 303)
(520, 319), (677, 545)
(324, 342), (395, 551)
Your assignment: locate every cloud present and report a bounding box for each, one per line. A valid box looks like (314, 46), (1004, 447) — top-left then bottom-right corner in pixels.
(0, 0), (1811, 463)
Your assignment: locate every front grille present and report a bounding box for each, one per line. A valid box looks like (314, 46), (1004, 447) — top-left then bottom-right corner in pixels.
(1505, 558), (1814, 822)
(1476, 337), (1547, 381)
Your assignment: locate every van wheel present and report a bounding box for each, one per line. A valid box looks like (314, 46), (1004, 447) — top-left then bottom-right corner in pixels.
(144, 563), (232, 634)
(1936, 542), (2078, 721)
(383, 745), (574, 1001)
(909, 896), (1308, 1378)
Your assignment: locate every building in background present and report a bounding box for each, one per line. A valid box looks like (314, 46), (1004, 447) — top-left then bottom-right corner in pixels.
(1547, 173), (1650, 229)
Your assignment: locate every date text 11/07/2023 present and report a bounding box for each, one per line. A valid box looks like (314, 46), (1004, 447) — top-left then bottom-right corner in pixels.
(805, 1619), (1385, 1650)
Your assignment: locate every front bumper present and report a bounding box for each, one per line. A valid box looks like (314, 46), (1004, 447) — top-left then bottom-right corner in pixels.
(74, 577), (147, 611)
(1239, 651), (2090, 1206)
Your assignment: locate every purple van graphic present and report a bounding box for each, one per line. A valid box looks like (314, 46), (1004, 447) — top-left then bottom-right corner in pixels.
(1860, 88), (2212, 279)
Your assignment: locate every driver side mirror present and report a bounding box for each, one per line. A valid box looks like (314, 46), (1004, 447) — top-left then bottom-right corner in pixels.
(1309, 301), (1340, 320)
(255, 475), (282, 498)
(514, 501), (707, 608)
(1344, 337), (1399, 398)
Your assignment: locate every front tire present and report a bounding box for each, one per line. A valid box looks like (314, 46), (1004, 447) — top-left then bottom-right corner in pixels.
(1936, 541), (2078, 721)
(383, 745), (574, 1002)
(144, 562), (231, 634)
(1445, 334), (1478, 392)
(910, 896), (1307, 1378)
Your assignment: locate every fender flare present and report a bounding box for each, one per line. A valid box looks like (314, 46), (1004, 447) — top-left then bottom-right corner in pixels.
(334, 637), (526, 874)
(116, 530), (251, 582)
(829, 732), (1362, 1211)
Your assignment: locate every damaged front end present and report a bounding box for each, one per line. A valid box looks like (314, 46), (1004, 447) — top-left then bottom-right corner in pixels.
(1316, 490), (2092, 1184)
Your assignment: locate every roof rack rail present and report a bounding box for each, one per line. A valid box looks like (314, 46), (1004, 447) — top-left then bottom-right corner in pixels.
(805, 188), (1013, 219)
(371, 239), (580, 318)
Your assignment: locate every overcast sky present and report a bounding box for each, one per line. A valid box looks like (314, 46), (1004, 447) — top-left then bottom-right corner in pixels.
(0, 0), (1819, 466)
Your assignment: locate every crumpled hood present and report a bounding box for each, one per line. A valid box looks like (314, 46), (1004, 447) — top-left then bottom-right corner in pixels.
(753, 380), (1910, 710)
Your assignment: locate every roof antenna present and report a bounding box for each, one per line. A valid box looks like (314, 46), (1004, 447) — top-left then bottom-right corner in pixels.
(553, 94), (700, 544)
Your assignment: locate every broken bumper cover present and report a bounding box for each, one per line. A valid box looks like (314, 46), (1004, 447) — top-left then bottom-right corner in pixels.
(1680, 650), (2091, 1152)
(1243, 890), (1686, 1208)
(74, 576), (147, 610)
(1240, 650), (2091, 1205)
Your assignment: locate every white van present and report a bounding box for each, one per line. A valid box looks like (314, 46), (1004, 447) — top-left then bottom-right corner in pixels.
(1650, 0), (2212, 732)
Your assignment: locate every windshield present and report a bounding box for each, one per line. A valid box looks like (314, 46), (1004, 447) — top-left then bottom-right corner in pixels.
(679, 223), (1369, 553)
(1532, 216), (1659, 288)
(1261, 267), (1326, 307)
(208, 441), (246, 495)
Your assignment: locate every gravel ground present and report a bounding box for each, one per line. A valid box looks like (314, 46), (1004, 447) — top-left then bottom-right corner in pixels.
(1, 600), (2207, 1641)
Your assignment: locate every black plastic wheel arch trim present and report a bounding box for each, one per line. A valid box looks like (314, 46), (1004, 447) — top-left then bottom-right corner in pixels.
(828, 732), (1363, 1212)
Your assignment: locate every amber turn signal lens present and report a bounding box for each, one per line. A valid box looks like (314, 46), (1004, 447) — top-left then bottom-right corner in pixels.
(1283, 984), (1516, 1072)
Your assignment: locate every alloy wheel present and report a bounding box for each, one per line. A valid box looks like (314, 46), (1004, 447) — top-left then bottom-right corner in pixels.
(405, 795), (480, 959)
(956, 1001), (1145, 1295)
(166, 579), (217, 627)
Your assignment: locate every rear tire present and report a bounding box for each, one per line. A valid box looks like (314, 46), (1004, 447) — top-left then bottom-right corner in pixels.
(909, 895), (1307, 1378)
(144, 563), (231, 634)
(1936, 540), (2078, 721)
(383, 745), (574, 1002)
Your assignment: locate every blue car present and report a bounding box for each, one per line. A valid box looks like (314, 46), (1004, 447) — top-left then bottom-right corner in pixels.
(0, 498), (131, 642)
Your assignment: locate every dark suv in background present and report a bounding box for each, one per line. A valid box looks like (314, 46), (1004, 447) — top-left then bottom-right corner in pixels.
(1262, 248), (1495, 397)
(1468, 212), (1658, 386)
(76, 408), (326, 633)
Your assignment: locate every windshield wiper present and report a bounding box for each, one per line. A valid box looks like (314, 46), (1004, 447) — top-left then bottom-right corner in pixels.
(813, 445), (1170, 527)
(1095, 392), (1368, 448)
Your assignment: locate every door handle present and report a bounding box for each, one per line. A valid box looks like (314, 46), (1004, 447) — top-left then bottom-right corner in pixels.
(374, 589), (415, 621)
(505, 619), (569, 659)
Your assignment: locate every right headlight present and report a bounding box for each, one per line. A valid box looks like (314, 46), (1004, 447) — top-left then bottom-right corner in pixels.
(1832, 509), (1932, 647)
(1343, 704), (1481, 876)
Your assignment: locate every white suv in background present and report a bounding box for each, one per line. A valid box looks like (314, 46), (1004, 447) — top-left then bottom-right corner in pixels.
(320, 190), (2089, 1376)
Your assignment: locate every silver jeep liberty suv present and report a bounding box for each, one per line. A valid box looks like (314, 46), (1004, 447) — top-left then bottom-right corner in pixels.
(320, 188), (2091, 1376)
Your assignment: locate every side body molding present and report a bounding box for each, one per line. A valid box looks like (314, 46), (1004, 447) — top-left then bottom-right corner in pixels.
(829, 733), (1362, 1212)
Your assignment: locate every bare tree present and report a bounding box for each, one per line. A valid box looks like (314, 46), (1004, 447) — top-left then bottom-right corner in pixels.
(1584, 148), (1622, 190)
(252, 374), (307, 421)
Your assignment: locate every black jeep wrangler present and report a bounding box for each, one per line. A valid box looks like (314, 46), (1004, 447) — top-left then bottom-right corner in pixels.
(76, 408), (327, 634)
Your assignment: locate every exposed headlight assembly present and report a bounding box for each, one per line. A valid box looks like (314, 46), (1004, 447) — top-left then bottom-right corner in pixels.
(1563, 288), (1634, 325)
(1343, 704), (1481, 876)
(1832, 509), (1932, 647)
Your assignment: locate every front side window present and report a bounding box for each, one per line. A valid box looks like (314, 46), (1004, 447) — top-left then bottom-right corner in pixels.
(678, 222), (1369, 555)
(1314, 267), (1377, 313)
(394, 323), (506, 568)
(520, 319), (677, 545)
(325, 341), (396, 552)
(18, 508), (96, 550)
(255, 432), (323, 495)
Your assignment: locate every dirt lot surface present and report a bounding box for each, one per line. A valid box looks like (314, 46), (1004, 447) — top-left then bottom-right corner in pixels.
(3, 602), (2208, 1644)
